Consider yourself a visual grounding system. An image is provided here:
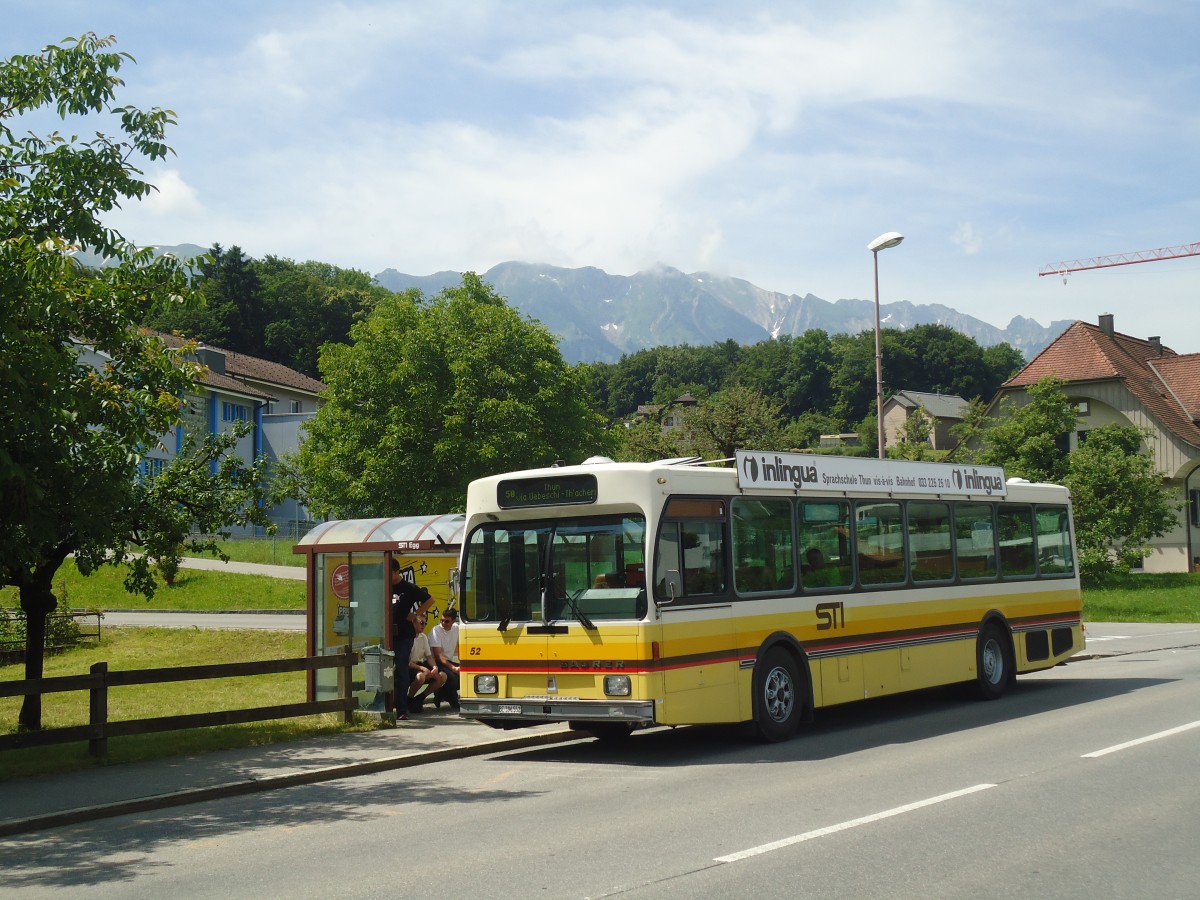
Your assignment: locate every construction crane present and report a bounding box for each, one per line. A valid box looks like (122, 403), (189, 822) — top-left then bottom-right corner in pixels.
(1040, 241), (1200, 282)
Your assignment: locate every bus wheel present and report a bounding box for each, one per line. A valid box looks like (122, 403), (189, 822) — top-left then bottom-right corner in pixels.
(974, 624), (1012, 701)
(754, 648), (801, 742)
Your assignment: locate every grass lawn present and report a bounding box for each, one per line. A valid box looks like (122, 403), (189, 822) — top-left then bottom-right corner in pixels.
(0, 627), (377, 782)
(1081, 573), (1200, 622)
(1, 560), (304, 612)
(212, 536), (306, 567)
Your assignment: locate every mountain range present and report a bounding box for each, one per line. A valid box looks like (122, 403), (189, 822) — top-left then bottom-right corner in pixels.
(82, 246), (1072, 365)
(375, 261), (1072, 364)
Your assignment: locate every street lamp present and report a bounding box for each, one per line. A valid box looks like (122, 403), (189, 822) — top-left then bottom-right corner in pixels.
(867, 231), (904, 459)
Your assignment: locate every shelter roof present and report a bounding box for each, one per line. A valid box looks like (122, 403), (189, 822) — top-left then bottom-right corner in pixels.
(295, 514), (465, 551)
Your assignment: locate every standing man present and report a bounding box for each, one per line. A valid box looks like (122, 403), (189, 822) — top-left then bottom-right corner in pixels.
(430, 608), (461, 709)
(390, 558), (436, 721)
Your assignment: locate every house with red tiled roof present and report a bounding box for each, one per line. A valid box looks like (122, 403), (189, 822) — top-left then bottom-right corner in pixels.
(991, 313), (1200, 573)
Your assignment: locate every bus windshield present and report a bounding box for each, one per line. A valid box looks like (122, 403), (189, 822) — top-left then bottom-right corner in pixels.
(461, 514), (647, 624)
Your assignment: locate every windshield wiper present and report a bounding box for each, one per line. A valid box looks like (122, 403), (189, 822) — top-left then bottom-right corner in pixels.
(544, 574), (595, 630)
(563, 587), (596, 630)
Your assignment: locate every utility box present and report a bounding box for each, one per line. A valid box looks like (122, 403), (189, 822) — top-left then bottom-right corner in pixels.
(363, 646), (395, 692)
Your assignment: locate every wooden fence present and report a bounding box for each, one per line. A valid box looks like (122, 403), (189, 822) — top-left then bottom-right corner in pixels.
(0, 650), (358, 758)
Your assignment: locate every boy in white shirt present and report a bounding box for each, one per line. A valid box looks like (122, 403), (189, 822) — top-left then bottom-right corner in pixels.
(430, 608), (461, 709)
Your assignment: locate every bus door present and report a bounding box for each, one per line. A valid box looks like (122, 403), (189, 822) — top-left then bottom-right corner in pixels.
(654, 498), (739, 724)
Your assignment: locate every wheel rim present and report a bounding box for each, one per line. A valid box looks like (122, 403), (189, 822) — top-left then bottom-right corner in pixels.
(763, 665), (795, 723)
(981, 637), (1004, 685)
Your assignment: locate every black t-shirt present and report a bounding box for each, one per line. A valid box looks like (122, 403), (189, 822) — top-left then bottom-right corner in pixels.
(391, 580), (428, 641)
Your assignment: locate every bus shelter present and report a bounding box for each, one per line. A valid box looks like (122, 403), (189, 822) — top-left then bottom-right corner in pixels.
(293, 513), (464, 707)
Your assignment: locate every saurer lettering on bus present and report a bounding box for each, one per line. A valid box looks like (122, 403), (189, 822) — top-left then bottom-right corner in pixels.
(560, 660), (627, 670)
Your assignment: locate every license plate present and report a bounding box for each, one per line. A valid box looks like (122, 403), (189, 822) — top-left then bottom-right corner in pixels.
(499, 705), (522, 714)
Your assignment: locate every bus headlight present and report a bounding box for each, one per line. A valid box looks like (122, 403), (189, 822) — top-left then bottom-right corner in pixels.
(604, 675), (631, 696)
(474, 674), (498, 695)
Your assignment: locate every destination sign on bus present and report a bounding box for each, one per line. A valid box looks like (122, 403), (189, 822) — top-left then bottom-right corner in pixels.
(497, 473), (599, 508)
(734, 450), (1008, 497)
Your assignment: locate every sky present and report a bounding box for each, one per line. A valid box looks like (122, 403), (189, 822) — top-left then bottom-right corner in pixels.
(7, 1), (1200, 351)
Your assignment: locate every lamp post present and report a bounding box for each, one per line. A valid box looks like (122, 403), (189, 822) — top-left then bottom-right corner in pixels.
(867, 231), (904, 459)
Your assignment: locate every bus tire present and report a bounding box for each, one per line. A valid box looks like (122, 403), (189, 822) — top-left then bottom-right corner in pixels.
(754, 648), (802, 742)
(974, 623), (1012, 701)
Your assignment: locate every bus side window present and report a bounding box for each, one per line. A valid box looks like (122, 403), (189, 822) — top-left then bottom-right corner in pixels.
(682, 520), (726, 595)
(655, 500), (727, 601)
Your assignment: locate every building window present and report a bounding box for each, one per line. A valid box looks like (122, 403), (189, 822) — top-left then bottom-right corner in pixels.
(290, 399), (303, 413)
(222, 401), (248, 423)
(138, 457), (166, 481)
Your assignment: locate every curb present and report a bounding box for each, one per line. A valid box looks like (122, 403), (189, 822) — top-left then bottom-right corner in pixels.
(0, 728), (581, 839)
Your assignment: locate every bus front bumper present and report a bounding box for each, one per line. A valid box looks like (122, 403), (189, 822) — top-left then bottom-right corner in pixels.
(459, 697), (657, 725)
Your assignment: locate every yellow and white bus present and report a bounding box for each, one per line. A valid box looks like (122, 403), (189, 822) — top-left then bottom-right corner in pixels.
(456, 451), (1082, 741)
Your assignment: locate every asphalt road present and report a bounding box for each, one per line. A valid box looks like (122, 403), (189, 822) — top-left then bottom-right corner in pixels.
(3, 632), (1197, 898)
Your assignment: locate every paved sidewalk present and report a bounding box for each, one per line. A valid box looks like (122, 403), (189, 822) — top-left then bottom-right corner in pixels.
(176, 556), (306, 580)
(0, 711), (577, 838)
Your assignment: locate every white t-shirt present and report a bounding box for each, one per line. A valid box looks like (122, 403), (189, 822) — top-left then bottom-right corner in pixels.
(429, 621), (460, 664)
(409, 632), (433, 667)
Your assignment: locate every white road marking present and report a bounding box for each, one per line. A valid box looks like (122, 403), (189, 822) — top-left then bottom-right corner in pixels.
(1082, 720), (1200, 758)
(713, 784), (997, 863)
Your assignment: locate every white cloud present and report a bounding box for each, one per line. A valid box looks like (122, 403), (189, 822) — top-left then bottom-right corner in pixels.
(140, 169), (203, 217)
(952, 222), (984, 255)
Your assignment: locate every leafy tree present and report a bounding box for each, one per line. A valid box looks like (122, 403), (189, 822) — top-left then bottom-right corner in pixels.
(649, 344), (726, 402)
(948, 397), (991, 453)
(196, 244), (265, 353)
(1, 35), (272, 730)
(890, 403), (936, 460)
(132, 426), (274, 589)
(887, 325), (977, 397)
(828, 331), (877, 426)
(780, 410), (844, 450)
(602, 347), (662, 418)
(969, 377), (1076, 482)
(296, 273), (614, 517)
(258, 256), (384, 379)
(982, 342), (1027, 389)
(1064, 425), (1179, 579)
(614, 417), (683, 462)
(682, 385), (783, 460)
(737, 330), (836, 420)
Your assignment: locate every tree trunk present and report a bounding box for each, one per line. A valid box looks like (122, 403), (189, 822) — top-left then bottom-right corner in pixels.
(18, 576), (58, 732)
